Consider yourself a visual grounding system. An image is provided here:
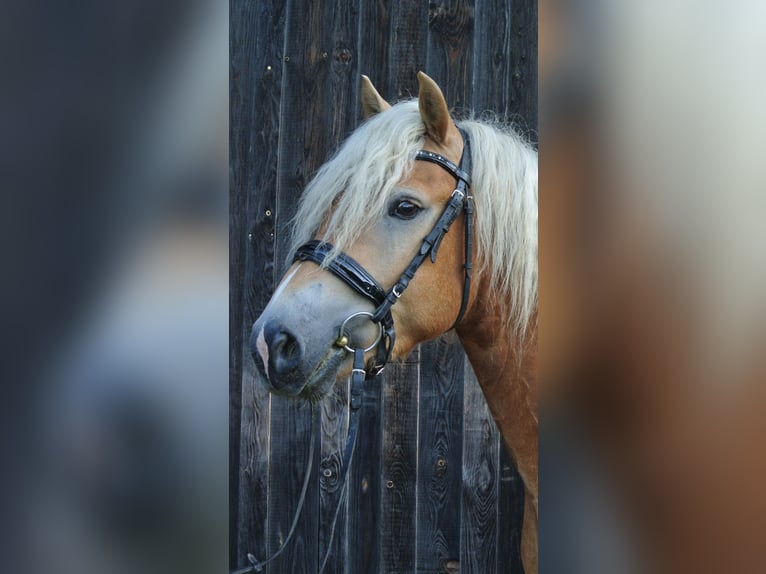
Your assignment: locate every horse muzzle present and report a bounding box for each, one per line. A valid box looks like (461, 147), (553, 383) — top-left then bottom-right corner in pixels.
(250, 319), (310, 396)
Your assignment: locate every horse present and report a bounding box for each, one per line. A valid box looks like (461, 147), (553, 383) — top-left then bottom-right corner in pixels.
(250, 72), (538, 572)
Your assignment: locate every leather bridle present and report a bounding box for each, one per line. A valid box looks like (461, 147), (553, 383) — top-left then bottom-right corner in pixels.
(235, 128), (473, 574)
(294, 127), (473, 381)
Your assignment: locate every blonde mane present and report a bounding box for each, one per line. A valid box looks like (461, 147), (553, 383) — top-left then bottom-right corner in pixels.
(289, 100), (537, 339)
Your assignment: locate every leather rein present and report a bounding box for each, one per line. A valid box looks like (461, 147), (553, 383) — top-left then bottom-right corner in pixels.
(234, 128), (473, 573)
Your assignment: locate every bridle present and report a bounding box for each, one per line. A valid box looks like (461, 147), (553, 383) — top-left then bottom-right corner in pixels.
(234, 128), (473, 574)
(294, 126), (473, 380)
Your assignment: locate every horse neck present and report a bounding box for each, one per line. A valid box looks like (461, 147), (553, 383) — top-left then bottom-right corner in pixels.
(456, 282), (538, 497)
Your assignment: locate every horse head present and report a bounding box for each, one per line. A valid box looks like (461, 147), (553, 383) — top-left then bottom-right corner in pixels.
(250, 72), (475, 400)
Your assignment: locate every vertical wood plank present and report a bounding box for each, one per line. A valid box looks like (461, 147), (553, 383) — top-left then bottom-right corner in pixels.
(356, 0), (392, 107)
(267, 399), (316, 574)
(380, 348), (420, 573)
(228, 0), (247, 562)
(426, 0), (476, 113)
(347, 376), (383, 574)
(508, 0), (538, 137)
(327, 0), (361, 147)
(417, 336), (465, 571)
(460, 361), (500, 573)
(319, 387), (349, 574)
(472, 0), (513, 118)
(231, 0), (285, 568)
(349, 3), (394, 570)
(496, 440), (526, 573)
(318, 1), (361, 572)
(389, 0), (429, 99)
(266, 0), (334, 570)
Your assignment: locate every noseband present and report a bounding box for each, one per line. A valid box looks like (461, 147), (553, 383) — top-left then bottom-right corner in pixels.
(293, 127), (474, 381)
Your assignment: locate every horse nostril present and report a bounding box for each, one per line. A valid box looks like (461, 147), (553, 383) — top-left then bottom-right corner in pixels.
(270, 328), (303, 376)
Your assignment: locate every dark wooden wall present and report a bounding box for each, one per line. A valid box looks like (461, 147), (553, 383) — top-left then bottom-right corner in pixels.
(230, 0), (537, 572)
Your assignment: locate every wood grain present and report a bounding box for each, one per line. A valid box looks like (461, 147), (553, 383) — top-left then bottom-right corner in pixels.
(347, 375), (383, 574)
(230, 0), (285, 568)
(380, 348), (420, 572)
(390, 0), (429, 99)
(473, 0), (512, 118)
(417, 336), (466, 571)
(508, 0), (537, 138)
(461, 361), (500, 573)
(356, 0), (392, 107)
(426, 0), (475, 113)
(230, 0), (536, 571)
(318, 0), (360, 571)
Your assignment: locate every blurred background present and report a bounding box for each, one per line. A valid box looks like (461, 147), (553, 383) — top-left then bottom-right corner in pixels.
(2, 0), (227, 572)
(3, 0), (766, 572)
(539, 0), (766, 572)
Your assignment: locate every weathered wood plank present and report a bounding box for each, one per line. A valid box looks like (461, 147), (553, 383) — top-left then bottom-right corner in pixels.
(266, 400), (317, 574)
(380, 348), (421, 572)
(508, 0), (538, 137)
(265, 0), (334, 570)
(318, 2), (360, 572)
(426, 0), (475, 113)
(417, 336), (465, 571)
(356, 0), (392, 109)
(327, 0), (361, 147)
(460, 361), (500, 573)
(390, 0), (429, 99)
(228, 0), (247, 560)
(318, 382), (350, 574)
(472, 0), (513, 117)
(496, 440), (525, 573)
(347, 375), (383, 574)
(230, 0), (285, 567)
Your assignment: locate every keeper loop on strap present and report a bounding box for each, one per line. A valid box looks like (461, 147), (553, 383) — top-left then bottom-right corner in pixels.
(350, 348), (366, 410)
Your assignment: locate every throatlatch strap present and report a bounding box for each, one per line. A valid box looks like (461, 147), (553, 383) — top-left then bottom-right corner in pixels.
(450, 129), (473, 329)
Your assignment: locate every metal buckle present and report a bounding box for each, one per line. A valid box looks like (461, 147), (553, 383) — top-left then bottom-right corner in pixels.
(451, 188), (465, 201)
(336, 311), (384, 353)
(392, 284), (403, 298)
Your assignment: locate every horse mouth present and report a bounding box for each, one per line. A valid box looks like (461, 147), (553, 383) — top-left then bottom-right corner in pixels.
(295, 346), (349, 403)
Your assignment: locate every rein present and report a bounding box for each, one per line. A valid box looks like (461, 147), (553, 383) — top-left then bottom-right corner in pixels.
(234, 128), (473, 573)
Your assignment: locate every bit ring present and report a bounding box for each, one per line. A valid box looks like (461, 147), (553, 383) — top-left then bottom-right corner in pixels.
(337, 311), (383, 353)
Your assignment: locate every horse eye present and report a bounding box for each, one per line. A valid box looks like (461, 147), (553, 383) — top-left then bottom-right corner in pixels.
(391, 200), (421, 220)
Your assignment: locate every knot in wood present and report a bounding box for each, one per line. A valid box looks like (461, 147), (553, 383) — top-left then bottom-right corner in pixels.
(427, 1), (474, 39)
(335, 47), (352, 65)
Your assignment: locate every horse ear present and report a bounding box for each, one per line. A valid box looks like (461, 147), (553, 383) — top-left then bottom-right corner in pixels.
(417, 71), (451, 144)
(360, 75), (390, 119)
